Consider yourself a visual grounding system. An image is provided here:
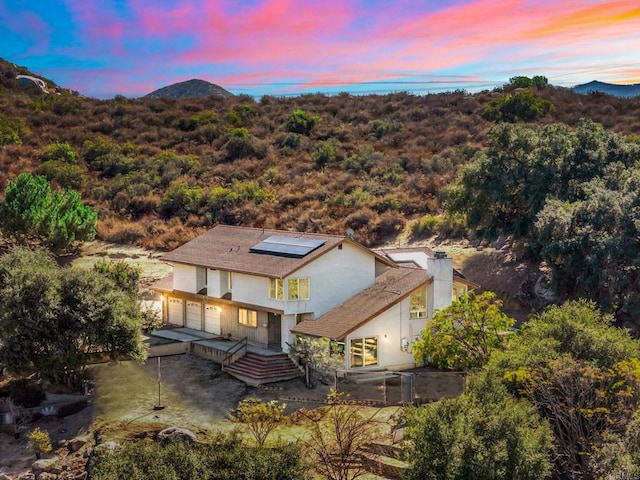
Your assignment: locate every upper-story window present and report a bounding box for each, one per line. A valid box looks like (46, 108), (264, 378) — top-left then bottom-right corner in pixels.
(288, 278), (310, 301)
(410, 288), (427, 319)
(269, 278), (284, 300)
(453, 284), (467, 302)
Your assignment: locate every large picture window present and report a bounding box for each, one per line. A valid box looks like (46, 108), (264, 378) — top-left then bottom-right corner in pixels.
(288, 278), (310, 300)
(238, 308), (257, 327)
(269, 278), (284, 300)
(350, 337), (378, 368)
(410, 289), (427, 319)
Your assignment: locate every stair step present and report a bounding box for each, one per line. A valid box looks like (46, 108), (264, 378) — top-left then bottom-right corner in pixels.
(224, 352), (304, 385)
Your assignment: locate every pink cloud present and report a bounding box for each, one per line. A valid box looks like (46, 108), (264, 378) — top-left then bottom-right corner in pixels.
(41, 0), (640, 95)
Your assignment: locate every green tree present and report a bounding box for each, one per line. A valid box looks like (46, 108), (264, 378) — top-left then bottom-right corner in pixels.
(412, 291), (515, 370)
(489, 300), (640, 479)
(230, 398), (285, 447)
(484, 91), (554, 122)
(0, 173), (97, 252)
(286, 109), (320, 135)
(533, 169), (640, 317)
(0, 248), (146, 384)
(403, 371), (553, 480)
(507, 75), (549, 89)
(447, 120), (638, 240)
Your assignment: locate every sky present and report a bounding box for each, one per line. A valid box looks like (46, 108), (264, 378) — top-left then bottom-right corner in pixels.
(1, 0), (639, 99)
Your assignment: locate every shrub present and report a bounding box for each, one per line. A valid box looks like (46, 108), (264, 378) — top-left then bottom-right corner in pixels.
(311, 139), (338, 168)
(37, 160), (84, 189)
(90, 435), (307, 480)
(286, 109), (320, 135)
(230, 398), (286, 447)
(411, 215), (440, 238)
(44, 141), (78, 164)
(0, 114), (29, 146)
(28, 428), (52, 457)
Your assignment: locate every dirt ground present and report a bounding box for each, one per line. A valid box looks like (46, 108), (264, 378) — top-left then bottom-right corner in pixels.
(1, 353), (464, 478)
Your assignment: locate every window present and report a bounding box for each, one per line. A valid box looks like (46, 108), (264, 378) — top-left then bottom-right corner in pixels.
(269, 278), (283, 300)
(453, 284), (467, 302)
(350, 337), (378, 367)
(238, 308), (257, 327)
(227, 271), (233, 290)
(410, 289), (427, 319)
(288, 278), (310, 300)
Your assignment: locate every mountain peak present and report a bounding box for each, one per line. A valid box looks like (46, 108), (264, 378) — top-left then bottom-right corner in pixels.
(573, 80), (640, 98)
(144, 79), (234, 99)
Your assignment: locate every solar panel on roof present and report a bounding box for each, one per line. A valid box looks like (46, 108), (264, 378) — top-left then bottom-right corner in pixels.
(250, 235), (326, 258)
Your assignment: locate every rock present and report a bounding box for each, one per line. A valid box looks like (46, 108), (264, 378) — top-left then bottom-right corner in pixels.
(32, 457), (61, 474)
(36, 472), (58, 480)
(19, 474), (35, 480)
(0, 473), (13, 480)
(68, 434), (91, 453)
(93, 441), (119, 454)
(157, 427), (196, 444)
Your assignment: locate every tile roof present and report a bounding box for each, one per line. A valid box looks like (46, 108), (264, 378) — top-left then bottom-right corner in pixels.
(291, 266), (431, 340)
(161, 225), (391, 278)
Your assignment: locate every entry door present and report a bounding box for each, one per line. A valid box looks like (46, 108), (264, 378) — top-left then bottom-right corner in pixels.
(204, 304), (221, 335)
(168, 297), (184, 326)
(268, 313), (282, 350)
(186, 301), (202, 330)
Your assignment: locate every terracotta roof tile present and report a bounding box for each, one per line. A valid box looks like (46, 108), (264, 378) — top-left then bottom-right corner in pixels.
(291, 266), (431, 340)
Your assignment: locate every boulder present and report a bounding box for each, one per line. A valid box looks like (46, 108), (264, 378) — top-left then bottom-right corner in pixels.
(157, 427), (196, 444)
(32, 457), (61, 474)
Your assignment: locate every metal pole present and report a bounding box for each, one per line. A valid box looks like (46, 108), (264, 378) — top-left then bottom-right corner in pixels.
(154, 357), (165, 410)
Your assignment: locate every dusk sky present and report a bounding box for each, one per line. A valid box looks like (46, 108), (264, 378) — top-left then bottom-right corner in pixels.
(1, 0), (639, 99)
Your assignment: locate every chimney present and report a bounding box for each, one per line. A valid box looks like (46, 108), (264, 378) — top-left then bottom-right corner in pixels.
(426, 251), (453, 312)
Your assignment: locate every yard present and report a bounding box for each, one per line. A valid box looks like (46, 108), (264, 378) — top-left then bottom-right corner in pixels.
(1, 353), (464, 478)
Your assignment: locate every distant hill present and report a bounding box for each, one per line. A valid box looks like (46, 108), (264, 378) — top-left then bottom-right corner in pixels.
(0, 57), (66, 95)
(144, 79), (234, 99)
(573, 80), (640, 98)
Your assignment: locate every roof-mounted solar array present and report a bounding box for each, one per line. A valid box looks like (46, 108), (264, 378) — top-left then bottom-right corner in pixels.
(250, 235), (326, 258)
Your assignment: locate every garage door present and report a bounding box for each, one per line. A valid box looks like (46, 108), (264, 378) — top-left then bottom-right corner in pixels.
(204, 304), (221, 335)
(167, 297), (184, 326)
(186, 301), (202, 330)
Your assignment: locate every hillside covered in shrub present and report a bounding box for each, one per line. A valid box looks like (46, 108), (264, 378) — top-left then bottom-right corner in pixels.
(2, 60), (640, 252)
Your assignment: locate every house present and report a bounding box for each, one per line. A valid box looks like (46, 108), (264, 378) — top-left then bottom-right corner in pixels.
(153, 225), (475, 376)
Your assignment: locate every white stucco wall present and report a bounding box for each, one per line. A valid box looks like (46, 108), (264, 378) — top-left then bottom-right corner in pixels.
(345, 300), (417, 371)
(173, 264), (197, 293)
(283, 243), (375, 317)
(207, 268), (221, 297)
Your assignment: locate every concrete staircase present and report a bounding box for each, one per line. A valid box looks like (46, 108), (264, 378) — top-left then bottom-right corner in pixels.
(224, 352), (304, 386)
